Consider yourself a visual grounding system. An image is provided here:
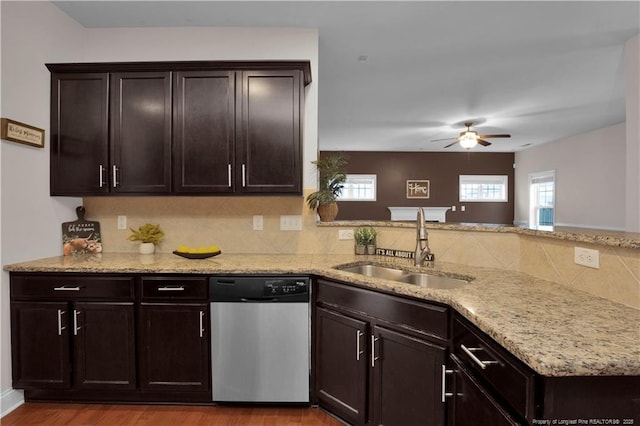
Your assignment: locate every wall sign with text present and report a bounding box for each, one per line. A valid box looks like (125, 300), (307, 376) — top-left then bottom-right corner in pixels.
(1, 118), (45, 148)
(406, 180), (430, 199)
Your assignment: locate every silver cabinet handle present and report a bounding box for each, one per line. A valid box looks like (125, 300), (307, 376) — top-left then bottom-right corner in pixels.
(99, 165), (106, 188)
(73, 310), (81, 336)
(199, 311), (205, 338)
(441, 365), (454, 402)
(112, 165), (119, 187)
(356, 330), (364, 361)
(241, 164), (246, 187)
(158, 286), (185, 291)
(461, 344), (499, 370)
(57, 309), (66, 336)
(371, 335), (380, 367)
(227, 164), (232, 187)
(54, 286), (80, 291)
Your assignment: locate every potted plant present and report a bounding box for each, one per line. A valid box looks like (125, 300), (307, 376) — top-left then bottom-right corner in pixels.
(354, 226), (377, 255)
(306, 153), (348, 222)
(128, 223), (165, 254)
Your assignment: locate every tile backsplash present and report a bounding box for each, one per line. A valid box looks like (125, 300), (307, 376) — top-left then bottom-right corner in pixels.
(83, 192), (639, 309)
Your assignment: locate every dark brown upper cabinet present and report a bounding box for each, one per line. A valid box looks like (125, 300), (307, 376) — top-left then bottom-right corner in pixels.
(47, 61), (311, 196)
(173, 70), (236, 193)
(110, 72), (172, 193)
(50, 73), (109, 196)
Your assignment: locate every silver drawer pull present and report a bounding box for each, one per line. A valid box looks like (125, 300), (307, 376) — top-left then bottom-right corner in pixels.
(57, 309), (66, 336)
(356, 330), (364, 361)
(112, 165), (119, 187)
(441, 365), (453, 402)
(241, 164), (246, 187)
(73, 310), (81, 336)
(54, 286), (81, 291)
(158, 286), (185, 291)
(99, 165), (106, 188)
(371, 335), (380, 367)
(461, 344), (499, 369)
(199, 311), (205, 338)
(227, 164), (232, 187)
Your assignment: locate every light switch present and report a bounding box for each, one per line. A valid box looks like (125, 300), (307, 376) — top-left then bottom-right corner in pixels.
(117, 215), (127, 230)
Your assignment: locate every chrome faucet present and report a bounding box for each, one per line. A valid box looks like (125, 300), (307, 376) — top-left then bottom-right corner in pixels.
(415, 208), (433, 266)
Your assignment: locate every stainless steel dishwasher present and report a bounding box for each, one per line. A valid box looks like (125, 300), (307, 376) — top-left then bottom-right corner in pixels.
(209, 276), (310, 403)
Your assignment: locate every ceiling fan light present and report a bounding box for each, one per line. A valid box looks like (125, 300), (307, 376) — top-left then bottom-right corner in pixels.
(459, 132), (477, 149)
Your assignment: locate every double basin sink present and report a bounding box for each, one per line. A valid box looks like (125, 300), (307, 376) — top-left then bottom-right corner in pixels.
(336, 263), (469, 289)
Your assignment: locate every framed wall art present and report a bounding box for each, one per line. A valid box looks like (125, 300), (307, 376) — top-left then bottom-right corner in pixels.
(1, 118), (45, 148)
(406, 180), (430, 199)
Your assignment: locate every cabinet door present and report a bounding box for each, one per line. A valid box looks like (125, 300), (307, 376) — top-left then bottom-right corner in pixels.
(315, 307), (368, 425)
(139, 303), (209, 391)
(371, 326), (447, 426)
(173, 71), (236, 193)
(449, 355), (521, 426)
(10, 302), (70, 389)
(238, 70), (302, 194)
(50, 73), (109, 195)
(73, 302), (136, 390)
(110, 72), (172, 193)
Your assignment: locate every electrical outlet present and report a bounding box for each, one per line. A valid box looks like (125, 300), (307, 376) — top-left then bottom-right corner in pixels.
(338, 229), (354, 240)
(451, 206), (456, 212)
(253, 215), (263, 231)
(117, 215), (127, 230)
(280, 215), (302, 231)
(461, 205), (466, 212)
(574, 247), (600, 269)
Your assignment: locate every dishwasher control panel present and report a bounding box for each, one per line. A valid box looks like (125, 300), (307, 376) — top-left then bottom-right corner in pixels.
(264, 279), (308, 296)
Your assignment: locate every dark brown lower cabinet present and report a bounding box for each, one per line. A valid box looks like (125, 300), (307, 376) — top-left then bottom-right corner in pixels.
(139, 303), (210, 392)
(449, 354), (520, 426)
(372, 326), (446, 426)
(10, 301), (135, 390)
(314, 280), (449, 426)
(315, 307), (368, 425)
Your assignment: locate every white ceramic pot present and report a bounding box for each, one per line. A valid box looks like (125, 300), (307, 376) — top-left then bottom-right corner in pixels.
(139, 242), (155, 254)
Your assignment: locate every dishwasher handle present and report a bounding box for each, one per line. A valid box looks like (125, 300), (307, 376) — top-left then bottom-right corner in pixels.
(240, 297), (279, 302)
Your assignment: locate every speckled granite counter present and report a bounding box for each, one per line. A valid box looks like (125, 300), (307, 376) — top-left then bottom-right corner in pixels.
(5, 253), (640, 378)
(318, 221), (640, 249)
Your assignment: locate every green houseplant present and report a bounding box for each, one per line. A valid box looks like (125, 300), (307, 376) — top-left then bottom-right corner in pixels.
(306, 153), (348, 222)
(128, 223), (165, 254)
(354, 226), (377, 255)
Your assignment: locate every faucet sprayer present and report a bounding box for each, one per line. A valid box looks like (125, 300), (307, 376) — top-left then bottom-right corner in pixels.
(415, 208), (433, 266)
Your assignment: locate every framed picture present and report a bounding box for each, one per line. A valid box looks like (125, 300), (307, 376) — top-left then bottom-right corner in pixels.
(406, 180), (430, 199)
(1, 118), (45, 148)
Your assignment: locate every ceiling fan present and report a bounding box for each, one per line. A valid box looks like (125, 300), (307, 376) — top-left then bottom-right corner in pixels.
(432, 122), (511, 149)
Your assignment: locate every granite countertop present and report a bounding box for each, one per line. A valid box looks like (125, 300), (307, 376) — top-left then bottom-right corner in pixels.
(318, 221), (640, 249)
(5, 253), (640, 378)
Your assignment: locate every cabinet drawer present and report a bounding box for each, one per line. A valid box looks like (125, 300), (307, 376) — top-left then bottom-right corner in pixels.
(140, 276), (208, 300)
(10, 275), (134, 300)
(452, 316), (535, 420)
(316, 279), (448, 340)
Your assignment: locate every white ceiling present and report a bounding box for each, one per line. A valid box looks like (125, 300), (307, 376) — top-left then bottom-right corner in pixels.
(53, 1), (639, 152)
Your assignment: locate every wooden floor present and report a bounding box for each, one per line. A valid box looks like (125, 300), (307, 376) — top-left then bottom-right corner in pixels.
(1, 403), (344, 425)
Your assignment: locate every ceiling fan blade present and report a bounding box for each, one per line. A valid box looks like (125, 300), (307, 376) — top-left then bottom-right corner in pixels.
(478, 134), (511, 139)
(431, 137), (458, 142)
(477, 139), (492, 147)
(443, 141), (459, 148)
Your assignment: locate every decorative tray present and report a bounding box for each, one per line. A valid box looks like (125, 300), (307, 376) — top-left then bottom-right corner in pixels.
(172, 250), (221, 259)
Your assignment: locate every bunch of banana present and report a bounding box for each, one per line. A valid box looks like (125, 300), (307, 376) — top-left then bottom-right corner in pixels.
(175, 245), (220, 254)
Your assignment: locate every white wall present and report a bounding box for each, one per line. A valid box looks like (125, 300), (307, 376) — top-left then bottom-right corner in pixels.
(0, 2), (319, 416)
(514, 123), (626, 230)
(0, 1), (85, 415)
(625, 34), (639, 232)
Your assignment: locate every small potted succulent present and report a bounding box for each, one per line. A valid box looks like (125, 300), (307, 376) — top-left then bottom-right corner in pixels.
(354, 226), (377, 255)
(128, 223), (165, 254)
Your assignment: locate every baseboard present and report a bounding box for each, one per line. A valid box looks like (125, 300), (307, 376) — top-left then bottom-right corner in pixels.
(0, 388), (24, 418)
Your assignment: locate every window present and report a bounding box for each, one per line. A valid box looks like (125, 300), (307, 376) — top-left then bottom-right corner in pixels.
(529, 170), (555, 228)
(338, 174), (377, 201)
(459, 175), (508, 202)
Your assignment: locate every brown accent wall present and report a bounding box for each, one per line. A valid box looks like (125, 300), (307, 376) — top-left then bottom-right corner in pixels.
(323, 151), (515, 223)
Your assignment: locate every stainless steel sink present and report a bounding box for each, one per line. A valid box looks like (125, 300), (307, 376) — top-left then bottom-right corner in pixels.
(339, 264), (408, 281)
(337, 263), (469, 289)
(395, 273), (468, 289)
